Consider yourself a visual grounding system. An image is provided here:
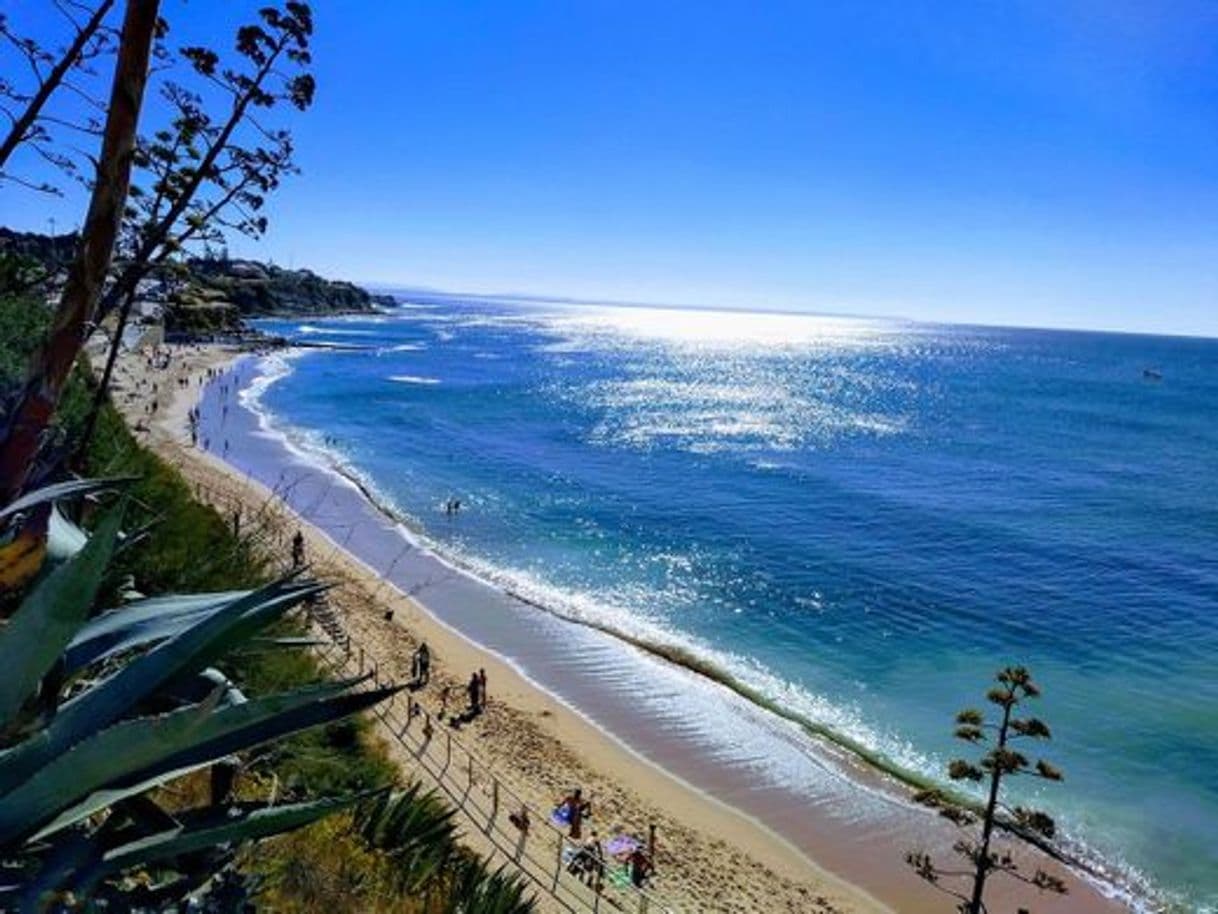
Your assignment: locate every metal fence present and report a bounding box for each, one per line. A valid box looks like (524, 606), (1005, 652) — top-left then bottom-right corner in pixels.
(169, 463), (679, 912)
(310, 627), (677, 914)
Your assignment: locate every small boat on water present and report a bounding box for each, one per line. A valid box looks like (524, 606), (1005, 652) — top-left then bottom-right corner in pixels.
(1142, 367), (1163, 381)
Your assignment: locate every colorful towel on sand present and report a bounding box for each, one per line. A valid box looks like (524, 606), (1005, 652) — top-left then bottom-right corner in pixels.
(608, 864), (632, 888)
(605, 835), (638, 856)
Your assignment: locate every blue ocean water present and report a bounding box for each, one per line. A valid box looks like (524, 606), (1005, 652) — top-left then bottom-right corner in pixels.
(254, 296), (1218, 910)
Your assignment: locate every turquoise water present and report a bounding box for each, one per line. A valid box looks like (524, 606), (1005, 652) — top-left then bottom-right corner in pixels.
(254, 296), (1218, 909)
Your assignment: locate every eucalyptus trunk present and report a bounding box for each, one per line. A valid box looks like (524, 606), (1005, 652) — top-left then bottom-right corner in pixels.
(0, 0), (159, 501)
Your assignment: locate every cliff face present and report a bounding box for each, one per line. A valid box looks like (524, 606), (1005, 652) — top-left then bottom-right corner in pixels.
(183, 258), (396, 317)
(0, 228), (396, 332)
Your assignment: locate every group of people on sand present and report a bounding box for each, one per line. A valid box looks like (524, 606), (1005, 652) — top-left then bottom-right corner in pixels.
(551, 788), (654, 891)
(119, 342), (242, 455)
(408, 642), (491, 734)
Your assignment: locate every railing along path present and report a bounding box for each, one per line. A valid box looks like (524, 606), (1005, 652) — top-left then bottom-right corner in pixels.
(171, 445), (680, 913)
(310, 626), (676, 914)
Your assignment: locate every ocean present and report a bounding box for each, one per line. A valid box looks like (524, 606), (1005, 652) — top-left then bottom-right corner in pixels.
(247, 295), (1218, 911)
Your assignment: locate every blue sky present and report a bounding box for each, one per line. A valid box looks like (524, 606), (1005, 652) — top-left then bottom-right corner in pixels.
(5, 1), (1218, 336)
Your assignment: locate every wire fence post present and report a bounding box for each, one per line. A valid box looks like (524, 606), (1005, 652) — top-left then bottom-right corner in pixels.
(491, 777), (499, 825)
(553, 831), (563, 892)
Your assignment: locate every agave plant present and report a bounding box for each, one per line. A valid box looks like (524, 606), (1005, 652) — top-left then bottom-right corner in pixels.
(0, 479), (398, 912)
(355, 789), (537, 914)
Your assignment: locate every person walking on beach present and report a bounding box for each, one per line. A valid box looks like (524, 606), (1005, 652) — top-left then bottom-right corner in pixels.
(561, 789), (591, 840)
(627, 845), (653, 888)
(416, 641), (430, 685)
(291, 530), (305, 569)
(467, 672), (481, 715)
(580, 831), (605, 889)
(478, 668), (487, 710)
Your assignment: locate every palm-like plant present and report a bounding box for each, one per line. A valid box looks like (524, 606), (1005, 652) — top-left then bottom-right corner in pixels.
(355, 789), (537, 914)
(0, 480), (397, 911)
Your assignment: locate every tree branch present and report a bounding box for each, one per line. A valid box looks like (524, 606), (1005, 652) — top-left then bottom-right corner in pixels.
(0, 0), (116, 171)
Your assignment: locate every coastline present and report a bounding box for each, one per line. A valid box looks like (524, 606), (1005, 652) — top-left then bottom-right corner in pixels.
(109, 339), (1137, 914)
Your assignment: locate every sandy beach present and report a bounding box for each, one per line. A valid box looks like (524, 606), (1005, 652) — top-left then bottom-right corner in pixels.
(101, 338), (1136, 914)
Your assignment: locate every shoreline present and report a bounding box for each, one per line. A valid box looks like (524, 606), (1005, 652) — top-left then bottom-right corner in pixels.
(109, 338), (1138, 914)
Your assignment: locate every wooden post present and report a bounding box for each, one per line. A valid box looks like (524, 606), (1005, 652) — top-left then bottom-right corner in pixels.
(491, 778), (500, 826)
(445, 730), (452, 768)
(553, 832), (563, 891)
(648, 823), (656, 861)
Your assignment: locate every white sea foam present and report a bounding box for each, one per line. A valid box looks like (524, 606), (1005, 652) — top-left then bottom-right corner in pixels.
(237, 349), (306, 429)
(296, 324), (375, 336)
(388, 374), (441, 385)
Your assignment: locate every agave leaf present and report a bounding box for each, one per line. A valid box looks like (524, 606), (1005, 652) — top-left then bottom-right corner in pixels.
(0, 500), (125, 728)
(66, 792), (380, 898)
(32, 756), (228, 844)
(63, 589), (250, 675)
(0, 579), (321, 794)
(0, 477), (130, 526)
(1, 680), (397, 846)
(164, 668), (247, 708)
(45, 505), (88, 564)
(14, 827), (96, 914)
(122, 680), (397, 790)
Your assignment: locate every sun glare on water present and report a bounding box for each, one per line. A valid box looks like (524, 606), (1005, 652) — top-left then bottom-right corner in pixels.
(547, 303), (898, 350)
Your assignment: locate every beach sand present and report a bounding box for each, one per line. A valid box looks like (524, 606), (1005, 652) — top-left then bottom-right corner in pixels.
(102, 339), (1135, 914)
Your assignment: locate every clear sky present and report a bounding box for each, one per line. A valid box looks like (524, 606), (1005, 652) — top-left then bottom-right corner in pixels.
(6, 1), (1218, 336)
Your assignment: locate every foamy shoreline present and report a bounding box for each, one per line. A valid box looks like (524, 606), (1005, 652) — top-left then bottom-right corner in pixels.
(105, 337), (1137, 914)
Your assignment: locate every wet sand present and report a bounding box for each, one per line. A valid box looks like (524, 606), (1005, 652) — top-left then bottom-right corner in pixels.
(105, 339), (1136, 914)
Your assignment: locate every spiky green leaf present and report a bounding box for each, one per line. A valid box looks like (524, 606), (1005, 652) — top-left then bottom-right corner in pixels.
(0, 478), (130, 526)
(0, 579), (321, 794)
(0, 500), (125, 729)
(7, 681), (395, 846)
(65, 793), (380, 899)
